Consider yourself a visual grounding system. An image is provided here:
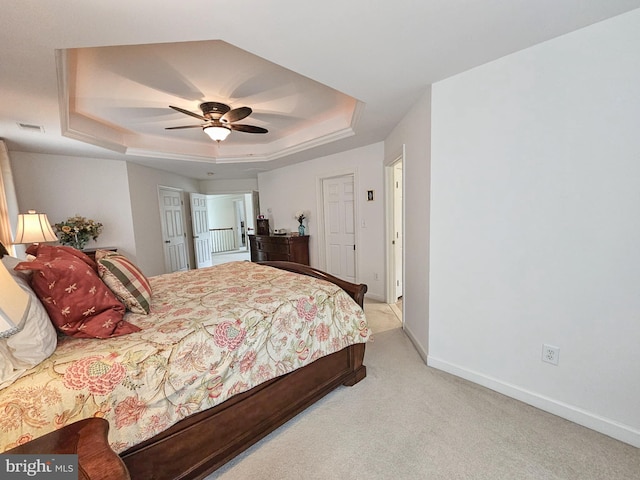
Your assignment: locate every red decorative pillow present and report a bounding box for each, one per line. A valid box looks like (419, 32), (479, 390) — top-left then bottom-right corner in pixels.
(26, 243), (97, 270)
(15, 245), (140, 338)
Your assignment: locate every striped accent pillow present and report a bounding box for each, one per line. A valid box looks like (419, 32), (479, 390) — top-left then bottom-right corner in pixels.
(95, 250), (152, 314)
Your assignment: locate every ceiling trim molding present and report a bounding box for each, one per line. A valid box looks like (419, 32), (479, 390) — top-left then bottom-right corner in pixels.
(125, 148), (233, 164)
(56, 50), (127, 154)
(215, 125), (356, 164)
(128, 124), (356, 166)
(350, 100), (365, 130)
(61, 120), (128, 154)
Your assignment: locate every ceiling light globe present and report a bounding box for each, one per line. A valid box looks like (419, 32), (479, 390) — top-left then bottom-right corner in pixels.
(203, 126), (231, 142)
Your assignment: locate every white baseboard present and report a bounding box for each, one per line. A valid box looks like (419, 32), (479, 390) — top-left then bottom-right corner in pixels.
(364, 292), (385, 302)
(427, 356), (640, 448)
(403, 324), (428, 364)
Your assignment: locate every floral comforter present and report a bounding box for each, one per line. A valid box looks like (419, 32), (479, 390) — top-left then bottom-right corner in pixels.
(0, 261), (369, 453)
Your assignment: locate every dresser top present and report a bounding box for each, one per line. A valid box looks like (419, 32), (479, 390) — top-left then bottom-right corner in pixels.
(249, 234), (307, 238)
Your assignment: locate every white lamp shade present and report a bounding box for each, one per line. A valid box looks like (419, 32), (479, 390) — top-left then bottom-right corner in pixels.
(14, 210), (58, 244)
(203, 125), (231, 142)
(0, 260), (30, 338)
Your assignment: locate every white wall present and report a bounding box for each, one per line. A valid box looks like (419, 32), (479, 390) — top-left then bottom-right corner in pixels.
(207, 195), (243, 229)
(385, 88), (432, 359)
(429, 10), (640, 447)
(9, 152), (202, 277)
(199, 178), (258, 194)
(258, 142), (385, 300)
(126, 162), (200, 276)
(10, 152), (136, 258)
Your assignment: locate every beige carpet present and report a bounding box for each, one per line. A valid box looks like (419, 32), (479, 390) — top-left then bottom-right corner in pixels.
(209, 301), (639, 479)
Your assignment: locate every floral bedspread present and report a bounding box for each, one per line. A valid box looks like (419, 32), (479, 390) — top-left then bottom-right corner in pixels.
(0, 261), (369, 453)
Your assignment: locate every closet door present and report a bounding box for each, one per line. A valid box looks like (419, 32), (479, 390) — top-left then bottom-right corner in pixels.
(322, 174), (356, 283)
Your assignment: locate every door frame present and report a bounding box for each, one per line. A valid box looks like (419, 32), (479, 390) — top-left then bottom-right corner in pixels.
(384, 147), (405, 311)
(233, 198), (246, 248)
(315, 168), (359, 282)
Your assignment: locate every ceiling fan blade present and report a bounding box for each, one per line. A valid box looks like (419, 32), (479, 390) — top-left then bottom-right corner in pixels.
(165, 124), (204, 130)
(229, 124), (268, 134)
(220, 106), (252, 124)
(169, 105), (208, 121)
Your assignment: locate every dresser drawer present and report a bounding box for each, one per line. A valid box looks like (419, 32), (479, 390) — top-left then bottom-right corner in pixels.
(249, 235), (309, 265)
(257, 241), (290, 254)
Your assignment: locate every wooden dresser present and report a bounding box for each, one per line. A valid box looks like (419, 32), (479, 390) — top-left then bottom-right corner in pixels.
(249, 234), (309, 265)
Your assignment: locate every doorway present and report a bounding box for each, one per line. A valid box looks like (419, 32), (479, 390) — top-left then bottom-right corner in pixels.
(386, 152), (404, 322)
(205, 192), (256, 266)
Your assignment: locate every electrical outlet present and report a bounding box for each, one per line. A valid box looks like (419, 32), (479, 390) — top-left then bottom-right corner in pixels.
(542, 344), (560, 366)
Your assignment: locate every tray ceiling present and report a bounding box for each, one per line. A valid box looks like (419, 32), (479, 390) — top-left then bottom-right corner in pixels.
(61, 40), (361, 165)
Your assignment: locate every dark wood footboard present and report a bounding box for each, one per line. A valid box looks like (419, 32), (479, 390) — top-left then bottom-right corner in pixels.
(121, 341), (366, 479)
(119, 261), (368, 479)
(258, 260), (368, 307)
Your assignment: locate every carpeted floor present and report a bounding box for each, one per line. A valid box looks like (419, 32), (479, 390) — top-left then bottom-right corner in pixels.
(209, 300), (639, 479)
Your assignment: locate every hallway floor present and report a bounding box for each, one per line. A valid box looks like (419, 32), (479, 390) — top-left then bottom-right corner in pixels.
(210, 249), (250, 266)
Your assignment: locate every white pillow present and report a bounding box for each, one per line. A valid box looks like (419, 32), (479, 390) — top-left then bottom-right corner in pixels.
(1, 255), (32, 280)
(0, 267), (57, 389)
(0, 343), (24, 390)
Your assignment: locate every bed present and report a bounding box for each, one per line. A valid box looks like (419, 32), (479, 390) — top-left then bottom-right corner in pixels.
(0, 244), (368, 479)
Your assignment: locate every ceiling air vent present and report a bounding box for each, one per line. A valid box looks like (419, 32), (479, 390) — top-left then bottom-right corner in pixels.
(17, 123), (45, 133)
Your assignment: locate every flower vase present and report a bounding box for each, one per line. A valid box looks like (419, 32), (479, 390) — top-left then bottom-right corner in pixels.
(298, 224), (305, 236)
(70, 234), (87, 250)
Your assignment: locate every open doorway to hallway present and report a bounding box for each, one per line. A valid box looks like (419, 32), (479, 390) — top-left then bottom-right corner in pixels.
(206, 192), (257, 266)
(386, 152), (404, 324)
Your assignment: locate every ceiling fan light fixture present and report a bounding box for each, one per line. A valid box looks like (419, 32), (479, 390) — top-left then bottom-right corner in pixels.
(203, 125), (231, 142)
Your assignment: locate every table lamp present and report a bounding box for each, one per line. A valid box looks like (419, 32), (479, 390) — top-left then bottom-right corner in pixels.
(13, 210), (58, 245)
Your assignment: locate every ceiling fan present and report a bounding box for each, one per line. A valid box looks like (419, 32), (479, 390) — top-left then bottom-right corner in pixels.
(166, 102), (268, 142)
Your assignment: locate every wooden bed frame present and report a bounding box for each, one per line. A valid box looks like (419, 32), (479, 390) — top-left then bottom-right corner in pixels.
(117, 261), (368, 479)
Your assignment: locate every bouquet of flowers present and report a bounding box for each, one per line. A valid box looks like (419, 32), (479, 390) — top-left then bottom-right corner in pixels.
(54, 215), (103, 250)
(294, 211), (306, 225)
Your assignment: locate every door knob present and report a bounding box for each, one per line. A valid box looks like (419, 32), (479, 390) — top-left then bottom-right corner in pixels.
(164, 240), (170, 244)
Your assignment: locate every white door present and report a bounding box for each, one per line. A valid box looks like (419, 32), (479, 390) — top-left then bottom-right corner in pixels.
(250, 191), (260, 235)
(190, 193), (212, 269)
(159, 187), (188, 273)
(322, 175), (356, 283)
(393, 161), (403, 299)
(234, 199), (246, 248)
